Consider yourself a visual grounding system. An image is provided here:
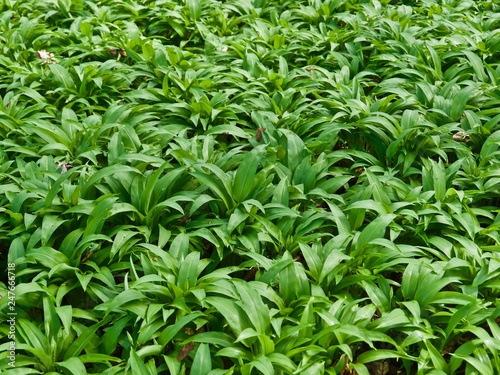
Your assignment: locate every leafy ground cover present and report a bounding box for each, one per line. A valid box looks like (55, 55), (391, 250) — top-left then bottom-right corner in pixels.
(1, 0), (500, 373)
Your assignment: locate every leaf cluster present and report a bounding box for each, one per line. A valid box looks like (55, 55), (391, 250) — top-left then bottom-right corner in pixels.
(1, 0), (500, 374)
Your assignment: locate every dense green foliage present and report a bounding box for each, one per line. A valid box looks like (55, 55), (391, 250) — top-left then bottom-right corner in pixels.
(1, 0), (500, 373)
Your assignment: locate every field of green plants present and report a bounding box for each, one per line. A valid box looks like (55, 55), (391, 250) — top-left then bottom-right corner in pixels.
(1, 0), (500, 373)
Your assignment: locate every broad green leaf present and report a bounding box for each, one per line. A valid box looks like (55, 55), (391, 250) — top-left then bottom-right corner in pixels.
(450, 86), (476, 120)
(56, 357), (87, 375)
(191, 344), (212, 375)
(78, 354), (121, 364)
(356, 349), (411, 363)
(233, 280), (270, 334)
(26, 246), (69, 269)
(365, 169), (391, 206)
(16, 319), (48, 357)
(268, 352), (296, 373)
(43, 296), (61, 342)
(101, 316), (133, 355)
(425, 340), (448, 371)
(356, 214), (396, 249)
(140, 162), (172, 213)
(44, 167), (79, 207)
(279, 259), (310, 305)
(64, 317), (111, 360)
(128, 348), (152, 374)
(184, 331), (235, 348)
(158, 312), (205, 346)
(279, 129), (307, 172)
(243, 51), (264, 78)
(444, 302), (480, 339)
(299, 242), (321, 281)
(82, 165), (141, 193)
(191, 170), (234, 211)
(101, 289), (147, 316)
(215, 347), (252, 361)
(177, 251), (203, 291)
(248, 355), (274, 375)
(205, 296), (250, 337)
(41, 215), (68, 246)
(463, 50), (487, 81)
(205, 125), (250, 139)
(8, 237), (25, 264)
(169, 232), (190, 260)
(227, 208), (249, 235)
(49, 64), (76, 90)
(232, 147), (262, 203)
(84, 196), (118, 236)
(258, 258), (294, 284)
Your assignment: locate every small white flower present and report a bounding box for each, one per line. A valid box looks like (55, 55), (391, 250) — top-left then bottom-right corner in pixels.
(57, 161), (73, 173)
(453, 131), (470, 143)
(37, 50), (58, 65)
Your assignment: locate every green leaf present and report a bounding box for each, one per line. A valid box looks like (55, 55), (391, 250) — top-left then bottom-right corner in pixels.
(279, 129), (307, 172)
(8, 237), (25, 264)
(191, 344), (212, 375)
(425, 340), (448, 371)
(205, 296), (250, 337)
(215, 347), (252, 361)
(57, 357), (87, 375)
(278, 258), (310, 305)
(356, 349), (411, 363)
(64, 317), (111, 360)
(128, 348), (151, 375)
(84, 196), (118, 236)
(191, 170), (234, 211)
(227, 208), (249, 235)
(41, 215), (68, 246)
(463, 50), (487, 81)
(450, 86), (476, 120)
(16, 319), (48, 357)
(140, 162), (172, 213)
(101, 289), (146, 316)
(158, 312), (205, 346)
(258, 258), (294, 284)
(26, 246), (69, 269)
(186, 0), (201, 20)
(356, 214), (396, 249)
(49, 64), (76, 90)
(299, 242), (321, 281)
(248, 355), (274, 375)
(82, 165), (141, 194)
(169, 232), (190, 260)
(205, 125), (250, 139)
(233, 280), (270, 335)
(177, 251), (203, 292)
(232, 147), (262, 203)
(43, 296), (61, 342)
(101, 316), (133, 355)
(365, 169), (391, 206)
(184, 331), (235, 348)
(78, 354), (121, 364)
(45, 167), (79, 207)
(431, 159), (447, 202)
(243, 51), (264, 78)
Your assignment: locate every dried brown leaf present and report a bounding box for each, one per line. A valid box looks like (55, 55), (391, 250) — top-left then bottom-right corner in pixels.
(177, 342), (195, 361)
